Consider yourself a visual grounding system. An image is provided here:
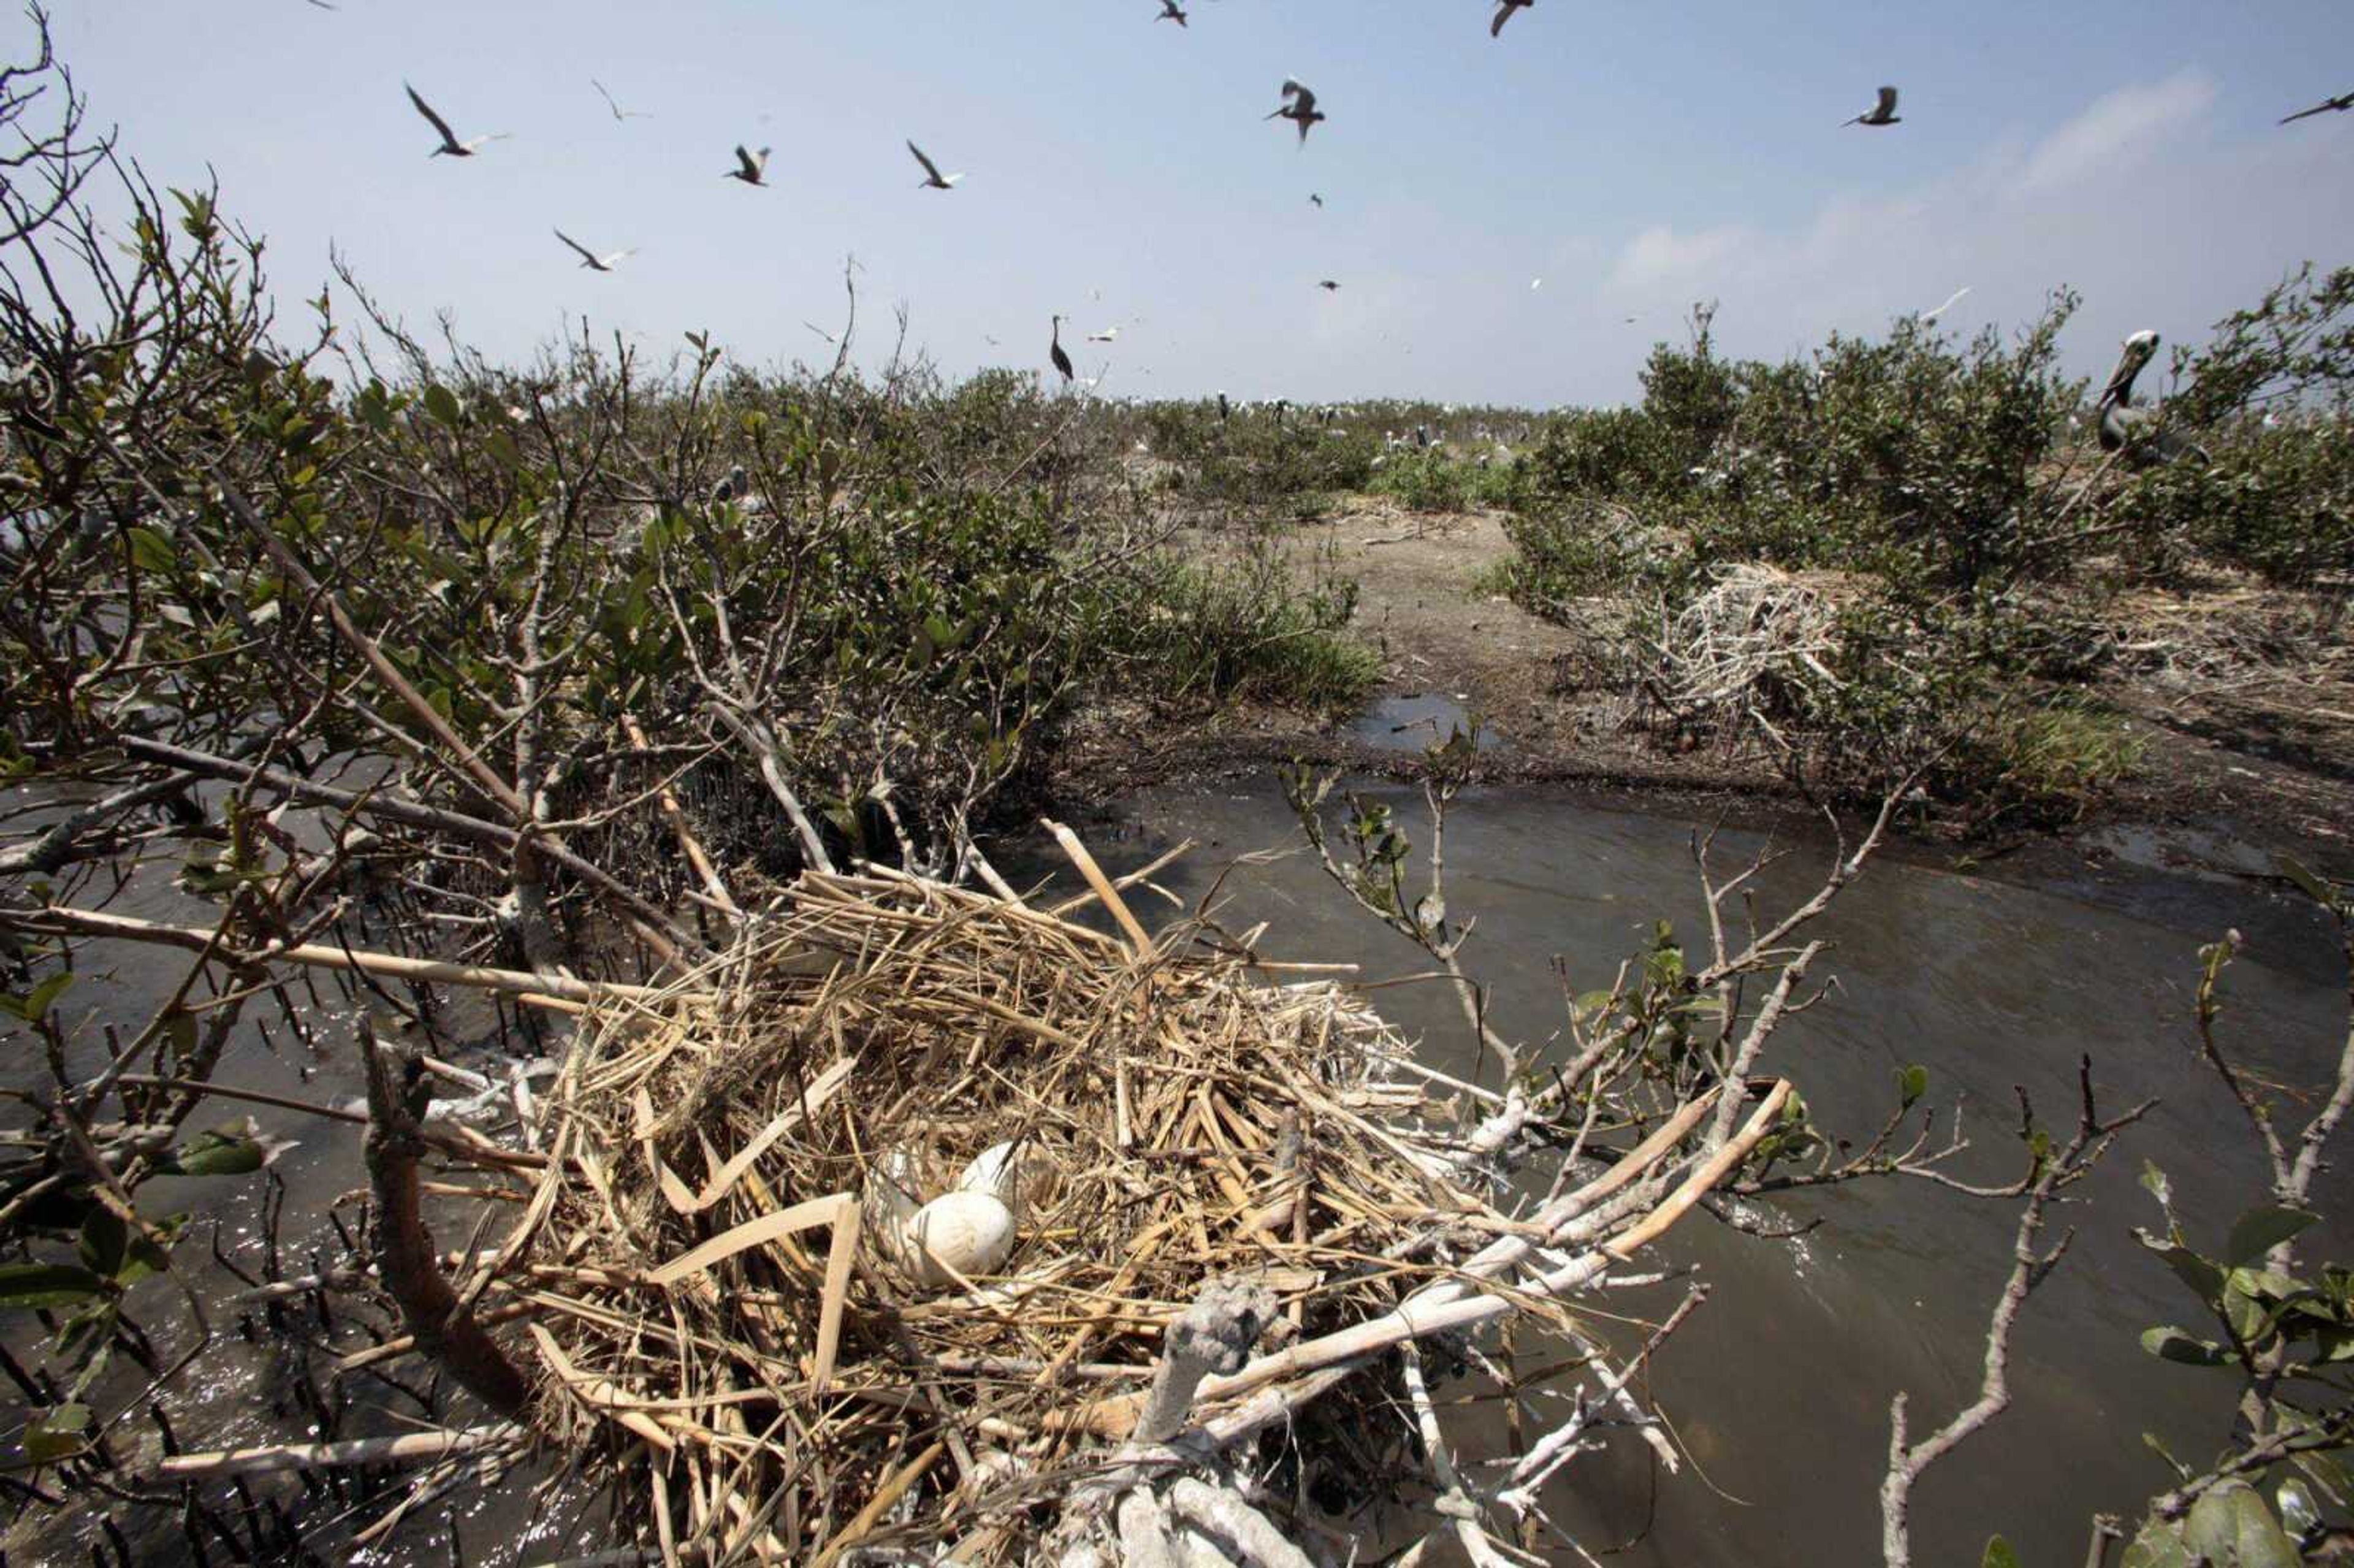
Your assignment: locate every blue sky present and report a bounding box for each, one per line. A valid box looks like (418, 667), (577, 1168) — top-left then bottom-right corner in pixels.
(37, 0), (2354, 406)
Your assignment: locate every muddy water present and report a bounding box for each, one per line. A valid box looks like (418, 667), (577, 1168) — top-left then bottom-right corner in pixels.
(11, 770), (2347, 1566)
(1022, 782), (2351, 1568)
(0, 777), (583, 1567)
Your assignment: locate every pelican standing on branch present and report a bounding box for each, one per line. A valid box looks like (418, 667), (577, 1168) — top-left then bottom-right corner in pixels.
(1268, 80), (1325, 145)
(1490, 0), (1532, 37)
(908, 140), (964, 189)
(1844, 86), (1901, 127)
(554, 230), (634, 272)
(726, 146), (771, 186)
(1049, 316), (1074, 382)
(406, 85), (506, 156)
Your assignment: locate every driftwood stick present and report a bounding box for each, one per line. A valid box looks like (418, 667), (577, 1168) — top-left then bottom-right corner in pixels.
(148, 1423), (517, 1481)
(360, 1019), (532, 1416)
(18, 904), (670, 1005)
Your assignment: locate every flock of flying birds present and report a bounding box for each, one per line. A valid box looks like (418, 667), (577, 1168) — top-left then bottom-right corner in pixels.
(394, 7), (2354, 392)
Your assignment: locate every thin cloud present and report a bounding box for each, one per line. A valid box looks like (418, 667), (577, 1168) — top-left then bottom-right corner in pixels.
(2016, 70), (2217, 196)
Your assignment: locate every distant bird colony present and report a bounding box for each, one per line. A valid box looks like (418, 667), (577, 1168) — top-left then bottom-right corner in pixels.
(386, 3), (2348, 398)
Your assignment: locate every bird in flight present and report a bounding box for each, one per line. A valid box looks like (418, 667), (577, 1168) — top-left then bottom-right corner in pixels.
(1920, 286), (1971, 324)
(2281, 91), (2354, 124)
(804, 321), (839, 345)
(406, 85), (507, 157)
(1317, 279), (1340, 291)
(1049, 316), (1075, 382)
(1157, 0), (1188, 25)
(1087, 326), (1120, 343)
(908, 140), (964, 189)
(1490, 0), (1532, 37)
(554, 230), (634, 272)
(726, 145), (771, 186)
(1268, 80), (1325, 145)
(1309, 192), (1324, 207)
(592, 80), (650, 121)
(1844, 86), (1901, 127)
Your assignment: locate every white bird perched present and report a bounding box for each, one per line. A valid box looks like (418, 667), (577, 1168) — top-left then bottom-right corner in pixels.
(1844, 85), (1901, 127)
(1490, 0), (1533, 37)
(1267, 78), (1325, 144)
(405, 84), (507, 157)
(907, 140), (964, 189)
(725, 145), (771, 186)
(554, 229), (634, 272)
(1086, 326), (1120, 343)
(591, 79), (650, 122)
(1919, 286), (1971, 324)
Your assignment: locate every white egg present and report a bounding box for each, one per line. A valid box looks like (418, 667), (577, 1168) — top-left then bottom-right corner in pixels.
(901, 1190), (1016, 1288)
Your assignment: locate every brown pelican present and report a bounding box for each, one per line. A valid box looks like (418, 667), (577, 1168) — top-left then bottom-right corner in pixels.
(907, 140), (964, 189)
(1317, 279), (1340, 291)
(406, 85), (507, 157)
(1844, 86), (1901, 127)
(1309, 192), (1324, 207)
(592, 80), (650, 122)
(2282, 91), (2354, 125)
(726, 145), (771, 186)
(1268, 80), (1325, 145)
(554, 230), (634, 272)
(2097, 330), (2192, 465)
(1049, 316), (1074, 382)
(1491, 0), (1532, 36)
(1157, 0), (1187, 25)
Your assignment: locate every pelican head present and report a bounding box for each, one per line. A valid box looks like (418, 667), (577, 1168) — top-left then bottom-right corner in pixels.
(2102, 330), (2161, 408)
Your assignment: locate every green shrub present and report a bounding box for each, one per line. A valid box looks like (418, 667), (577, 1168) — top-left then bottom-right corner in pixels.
(1114, 540), (1377, 714)
(2121, 419), (2354, 584)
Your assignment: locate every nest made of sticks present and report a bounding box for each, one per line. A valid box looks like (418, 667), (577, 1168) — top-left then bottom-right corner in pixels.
(506, 856), (1487, 1562)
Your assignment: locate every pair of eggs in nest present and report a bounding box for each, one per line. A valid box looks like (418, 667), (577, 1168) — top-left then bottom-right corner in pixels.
(863, 1140), (1025, 1290)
